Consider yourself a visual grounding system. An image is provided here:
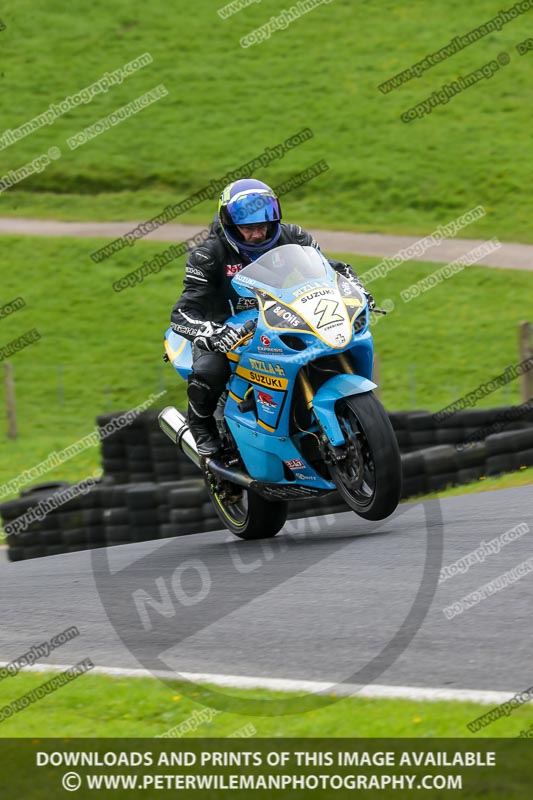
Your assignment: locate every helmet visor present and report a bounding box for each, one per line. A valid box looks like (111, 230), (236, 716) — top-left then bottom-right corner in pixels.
(227, 191), (281, 226)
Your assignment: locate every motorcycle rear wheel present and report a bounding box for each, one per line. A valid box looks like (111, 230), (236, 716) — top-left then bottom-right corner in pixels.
(206, 479), (288, 540)
(329, 392), (402, 521)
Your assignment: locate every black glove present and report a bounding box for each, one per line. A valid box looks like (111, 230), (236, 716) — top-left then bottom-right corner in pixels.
(338, 264), (375, 310)
(338, 263), (363, 288)
(364, 290), (375, 311)
(196, 322), (242, 353)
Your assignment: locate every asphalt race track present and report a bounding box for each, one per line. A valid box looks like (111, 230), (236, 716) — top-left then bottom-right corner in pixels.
(0, 486), (531, 696)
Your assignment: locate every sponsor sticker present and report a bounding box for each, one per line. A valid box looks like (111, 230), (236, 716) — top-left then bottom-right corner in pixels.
(295, 472), (317, 481)
(250, 372), (285, 389)
(249, 357), (285, 376)
(236, 365), (288, 390)
(285, 458), (304, 469)
(294, 281), (326, 297)
(299, 288), (335, 304)
(256, 391), (277, 408)
(226, 263), (243, 276)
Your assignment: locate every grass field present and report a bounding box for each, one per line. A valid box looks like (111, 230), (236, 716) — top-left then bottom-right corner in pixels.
(409, 466), (533, 500)
(1, 670), (532, 738)
(1, 0), (532, 755)
(0, 234), (531, 501)
(1, 0), (532, 241)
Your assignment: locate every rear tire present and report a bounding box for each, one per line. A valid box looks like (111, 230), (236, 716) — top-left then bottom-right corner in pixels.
(205, 479), (287, 540)
(329, 392), (402, 521)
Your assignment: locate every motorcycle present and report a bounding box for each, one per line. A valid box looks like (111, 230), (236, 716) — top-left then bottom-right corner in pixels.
(159, 244), (402, 540)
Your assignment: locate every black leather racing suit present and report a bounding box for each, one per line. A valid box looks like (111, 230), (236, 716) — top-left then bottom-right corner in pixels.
(170, 219), (366, 430)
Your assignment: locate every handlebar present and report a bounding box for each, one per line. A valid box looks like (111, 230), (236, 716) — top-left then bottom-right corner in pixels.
(195, 319), (257, 352)
(229, 318), (257, 351)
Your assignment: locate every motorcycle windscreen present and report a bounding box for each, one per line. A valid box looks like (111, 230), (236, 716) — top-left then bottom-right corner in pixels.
(234, 244), (328, 289)
(235, 245), (353, 348)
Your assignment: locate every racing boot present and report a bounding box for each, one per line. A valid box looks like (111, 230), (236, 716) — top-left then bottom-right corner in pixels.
(187, 407), (221, 457)
(187, 375), (222, 457)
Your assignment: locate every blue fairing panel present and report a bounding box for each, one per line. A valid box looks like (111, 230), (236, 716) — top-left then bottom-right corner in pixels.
(164, 328), (193, 380)
(312, 374), (377, 445)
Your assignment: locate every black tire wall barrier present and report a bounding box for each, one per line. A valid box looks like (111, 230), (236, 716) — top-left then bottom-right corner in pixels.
(2, 406), (532, 561)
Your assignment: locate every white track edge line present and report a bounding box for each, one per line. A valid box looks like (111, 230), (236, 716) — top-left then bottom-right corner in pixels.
(0, 661), (525, 706)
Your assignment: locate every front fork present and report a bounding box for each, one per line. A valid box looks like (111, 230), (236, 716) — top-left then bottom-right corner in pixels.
(296, 356), (356, 470)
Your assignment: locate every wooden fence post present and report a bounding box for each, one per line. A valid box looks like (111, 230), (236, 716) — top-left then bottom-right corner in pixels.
(4, 362), (17, 439)
(518, 321), (533, 403)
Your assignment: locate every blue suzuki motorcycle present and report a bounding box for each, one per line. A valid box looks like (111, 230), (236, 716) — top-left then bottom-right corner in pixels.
(159, 244), (401, 539)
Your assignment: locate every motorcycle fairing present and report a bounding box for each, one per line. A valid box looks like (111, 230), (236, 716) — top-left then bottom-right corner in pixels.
(224, 416), (336, 489)
(247, 280), (364, 349)
(311, 374), (378, 446)
(164, 330), (193, 380)
(164, 245), (376, 491)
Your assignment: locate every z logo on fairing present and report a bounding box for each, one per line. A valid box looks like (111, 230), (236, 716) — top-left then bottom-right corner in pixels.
(313, 298), (344, 328)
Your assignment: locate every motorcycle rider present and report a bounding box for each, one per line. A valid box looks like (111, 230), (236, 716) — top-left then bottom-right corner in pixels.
(171, 178), (374, 456)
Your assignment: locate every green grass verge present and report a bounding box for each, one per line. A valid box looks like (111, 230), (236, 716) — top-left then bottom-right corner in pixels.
(1, 0), (532, 241)
(1, 671), (532, 738)
(408, 467), (533, 501)
(0, 233), (530, 504)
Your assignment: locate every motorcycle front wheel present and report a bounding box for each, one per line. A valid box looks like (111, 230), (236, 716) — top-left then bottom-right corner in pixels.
(329, 392), (402, 521)
(205, 479), (288, 540)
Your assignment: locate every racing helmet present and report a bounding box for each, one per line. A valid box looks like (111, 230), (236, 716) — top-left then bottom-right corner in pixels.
(218, 179), (282, 259)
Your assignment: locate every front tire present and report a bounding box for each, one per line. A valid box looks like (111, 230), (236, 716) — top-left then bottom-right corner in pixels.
(329, 392), (402, 520)
(205, 479), (288, 540)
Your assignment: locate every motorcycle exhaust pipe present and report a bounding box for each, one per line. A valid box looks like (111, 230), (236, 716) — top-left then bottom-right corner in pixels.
(158, 406), (254, 488)
(158, 406), (201, 469)
(208, 461), (253, 488)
